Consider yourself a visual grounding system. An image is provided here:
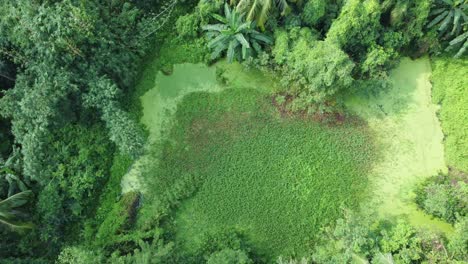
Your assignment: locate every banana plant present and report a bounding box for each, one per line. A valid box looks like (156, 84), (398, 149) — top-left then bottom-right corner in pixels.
(428, 0), (468, 57)
(0, 190), (34, 231)
(427, 0), (468, 37)
(203, 4), (273, 63)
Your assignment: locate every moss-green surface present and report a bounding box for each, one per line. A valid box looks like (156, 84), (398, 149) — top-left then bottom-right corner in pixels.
(431, 57), (468, 172)
(346, 57), (453, 233)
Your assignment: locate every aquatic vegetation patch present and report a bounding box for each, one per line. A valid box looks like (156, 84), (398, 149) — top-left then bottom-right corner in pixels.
(156, 88), (376, 259)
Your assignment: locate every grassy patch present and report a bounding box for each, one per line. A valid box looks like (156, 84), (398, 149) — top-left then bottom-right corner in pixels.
(431, 57), (468, 172)
(143, 87), (376, 259)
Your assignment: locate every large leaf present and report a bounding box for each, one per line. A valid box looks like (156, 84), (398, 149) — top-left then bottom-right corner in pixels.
(449, 30), (468, 45)
(427, 11), (449, 28)
(0, 190), (33, 211)
(251, 40), (262, 53)
(452, 8), (462, 34)
(0, 217), (34, 231)
(211, 44), (228, 60)
(235, 33), (250, 48)
(236, 22), (251, 33)
(202, 24), (227, 32)
(212, 13), (228, 24)
(227, 39), (240, 62)
(208, 34), (230, 48)
(224, 3), (232, 21)
(439, 10), (454, 32)
(251, 33), (273, 44)
(454, 39), (468, 58)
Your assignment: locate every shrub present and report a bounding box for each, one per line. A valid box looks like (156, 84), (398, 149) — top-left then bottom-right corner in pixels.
(176, 13), (200, 39)
(302, 0), (327, 27)
(448, 216), (468, 260)
(269, 28), (354, 109)
(415, 173), (467, 223)
(56, 246), (104, 264)
(326, 0), (381, 60)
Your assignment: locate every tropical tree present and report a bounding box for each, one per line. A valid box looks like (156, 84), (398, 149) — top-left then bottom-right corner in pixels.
(203, 4), (273, 63)
(230, 0), (292, 29)
(0, 190), (33, 231)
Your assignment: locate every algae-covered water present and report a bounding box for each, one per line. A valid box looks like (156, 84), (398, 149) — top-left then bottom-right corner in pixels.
(346, 57), (453, 233)
(121, 63), (221, 193)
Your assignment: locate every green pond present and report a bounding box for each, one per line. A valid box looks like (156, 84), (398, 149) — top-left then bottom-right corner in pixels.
(346, 57), (453, 233)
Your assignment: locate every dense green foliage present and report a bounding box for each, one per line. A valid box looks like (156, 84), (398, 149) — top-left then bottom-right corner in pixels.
(431, 57), (468, 171)
(0, 0), (467, 262)
(0, 0), (148, 182)
(415, 171), (467, 224)
(312, 210), (467, 263)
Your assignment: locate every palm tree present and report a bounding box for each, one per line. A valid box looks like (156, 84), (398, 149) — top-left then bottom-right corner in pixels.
(427, 0), (468, 37)
(0, 190), (34, 231)
(230, 0), (293, 29)
(203, 4), (273, 63)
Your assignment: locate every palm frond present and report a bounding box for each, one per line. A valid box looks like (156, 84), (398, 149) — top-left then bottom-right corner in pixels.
(251, 33), (273, 44)
(257, 0), (272, 29)
(202, 24), (227, 32)
(247, 0), (261, 22)
(439, 10), (454, 31)
(235, 33), (250, 48)
(454, 40), (468, 58)
(276, 0), (290, 16)
(449, 30), (468, 45)
(428, 11), (449, 28)
(227, 39), (239, 62)
(0, 190), (33, 210)
(212, 13), (228, 24)
(208, 34), (229, 48)
(0, 217), (34, 231)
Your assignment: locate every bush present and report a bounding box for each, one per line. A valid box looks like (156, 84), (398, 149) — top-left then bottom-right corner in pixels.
(312, 210), (461, 263)
(34, 123), (114, 247)
(326, 0), (381, 60)
(56, 246), (104, 264)
(415, 172), (467, 223)
(448, 217), (468, 260)
(268, 28), (354, 110)
(176, 13), (200, 39)
(301, 0), (327, 27)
